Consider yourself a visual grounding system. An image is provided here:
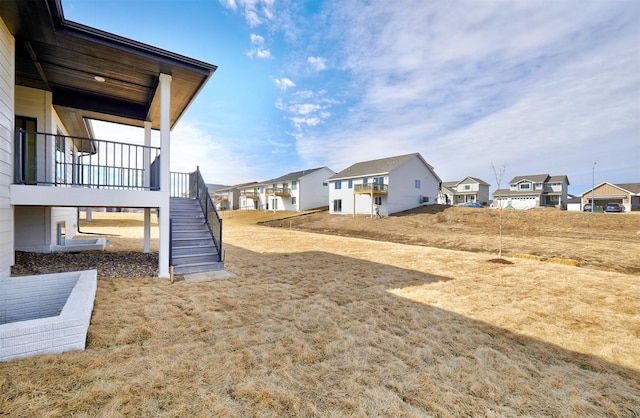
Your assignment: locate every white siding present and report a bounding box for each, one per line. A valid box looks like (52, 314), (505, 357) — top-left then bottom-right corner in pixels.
(329, 179), (358, 215)
(0, 18), (14, 276)
(386, 156), (439, 215)
(298, 167), (333, 211)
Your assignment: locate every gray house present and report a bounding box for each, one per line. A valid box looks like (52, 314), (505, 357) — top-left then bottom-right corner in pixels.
(493, 174), (570, 210)
(439, 177), (490, 206)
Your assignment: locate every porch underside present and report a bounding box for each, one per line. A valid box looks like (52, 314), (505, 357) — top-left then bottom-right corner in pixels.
(10, 185), (165, 208)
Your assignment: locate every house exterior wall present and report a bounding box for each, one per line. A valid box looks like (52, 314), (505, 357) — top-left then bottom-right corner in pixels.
(14, 86), (78, 251)
(0, 17), (14, 277)
(329, 178), (358, 215)
(298, 167), (333, 211)
(329, 156), (439, 216)
(387, 157), (439, 215)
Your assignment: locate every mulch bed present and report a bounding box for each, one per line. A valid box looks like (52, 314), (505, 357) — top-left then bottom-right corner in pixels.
(11, 251), (158, 278)
(487, 258), (514, 264)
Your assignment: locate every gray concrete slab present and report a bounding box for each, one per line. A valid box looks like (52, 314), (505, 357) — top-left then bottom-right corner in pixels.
(174, 269), (236, 282)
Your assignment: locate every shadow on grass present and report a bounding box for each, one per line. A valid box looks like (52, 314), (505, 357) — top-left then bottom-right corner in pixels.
(1, 243), (638, 416)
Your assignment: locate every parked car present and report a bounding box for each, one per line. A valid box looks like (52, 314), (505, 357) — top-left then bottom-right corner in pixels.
(459, 202), (482, 208)
(605, 202), (623, 213)
(583, 203), (592, 212)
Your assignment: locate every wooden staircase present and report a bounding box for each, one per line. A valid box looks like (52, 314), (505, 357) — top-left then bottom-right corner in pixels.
(170, 197), (224, 274)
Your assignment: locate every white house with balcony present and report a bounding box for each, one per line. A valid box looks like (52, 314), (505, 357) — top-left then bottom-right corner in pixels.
(328, 153), (441, 217)
(0, 0), (220, 278)
(212, 182), (257, 211)
(239, 167), (334, 212)
(493, 174), (570, 210)
(439, 177), (490, 206)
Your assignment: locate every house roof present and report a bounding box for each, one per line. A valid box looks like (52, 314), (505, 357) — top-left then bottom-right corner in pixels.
(509, 174), (550, 184)
(329, 153), (438, 181)
(493, 188), (543, 198)
(549, 175), (570, 185)
(616, 183), (640, 194)
(263, 167), (330, 184)
(580, 182), (640, 196)
(1, 0), (217, 137)
(458, 176), (490, 186)
(216, 181), (260, 192)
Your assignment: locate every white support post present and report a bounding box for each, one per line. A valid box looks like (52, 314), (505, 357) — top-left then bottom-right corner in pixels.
(143, 121), (152, 254)
(158, 73), (172, 278)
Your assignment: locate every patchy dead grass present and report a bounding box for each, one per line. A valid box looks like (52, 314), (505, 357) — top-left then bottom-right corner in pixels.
(1, 209), (639, 416)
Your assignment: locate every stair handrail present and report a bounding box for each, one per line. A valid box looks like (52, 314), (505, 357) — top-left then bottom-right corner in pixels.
(192, 167), (223, 261)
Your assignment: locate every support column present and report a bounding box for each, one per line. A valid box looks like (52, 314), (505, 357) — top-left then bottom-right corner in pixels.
(158, 73), (172, 278)
(143, 121), (152, 254)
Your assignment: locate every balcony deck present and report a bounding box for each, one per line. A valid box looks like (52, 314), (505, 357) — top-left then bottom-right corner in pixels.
(241, 192), (260, 200)
(354, 183), (388, 195)
(14, 129), (160, 192)
(266, 187), (291, 197)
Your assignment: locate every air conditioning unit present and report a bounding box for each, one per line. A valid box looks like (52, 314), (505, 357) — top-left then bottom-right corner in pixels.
(421, 196), (429, 203)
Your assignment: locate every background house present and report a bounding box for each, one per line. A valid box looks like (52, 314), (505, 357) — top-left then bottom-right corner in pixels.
(438, 177), (490, 206)
(493, 174), (570, 210)
(239, 168), (334, 212)
(580, 182), (640, 212)
(211, 182), (257, 211)
(328, 153), (441, 217)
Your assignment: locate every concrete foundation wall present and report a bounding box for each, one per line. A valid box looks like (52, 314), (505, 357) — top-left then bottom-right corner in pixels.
(0, 270), (97, 362)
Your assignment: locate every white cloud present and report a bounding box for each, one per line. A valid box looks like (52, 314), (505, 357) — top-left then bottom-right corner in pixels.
(219, 0), (275, 27)
(274, 78), (296, 90)
(291, 0), (640, 192)
(246, 32), (272, 59)
(290, 117), (321, 129)
(250, 33), (265, 45)
(307, 56), (327, 71)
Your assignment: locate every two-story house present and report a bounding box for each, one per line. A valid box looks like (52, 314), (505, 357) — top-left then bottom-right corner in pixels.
(263, 168), (335, 212)
(439, 177), (490, 206)
(212, 182), (257, 211)
(239, 167), (335, 212)
(493, 174), (570, 210)
(328, 153), (441, 217)
(0, 0), (219, 278)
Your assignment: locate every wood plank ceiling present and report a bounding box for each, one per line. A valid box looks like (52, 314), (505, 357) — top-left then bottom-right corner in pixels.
(2, 0), (217, 137)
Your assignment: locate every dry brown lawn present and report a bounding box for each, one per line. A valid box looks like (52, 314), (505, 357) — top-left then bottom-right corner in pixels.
(1, 208), (639, 417)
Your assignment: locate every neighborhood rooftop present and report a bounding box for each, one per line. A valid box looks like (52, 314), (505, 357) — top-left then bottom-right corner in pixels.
(329, 153), (427, 180)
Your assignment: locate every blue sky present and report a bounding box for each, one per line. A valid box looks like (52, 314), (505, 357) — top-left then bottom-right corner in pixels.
(63, 0), (639, 194)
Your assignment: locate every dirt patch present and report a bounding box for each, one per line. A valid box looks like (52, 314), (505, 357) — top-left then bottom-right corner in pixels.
(262, 206), (640, 274)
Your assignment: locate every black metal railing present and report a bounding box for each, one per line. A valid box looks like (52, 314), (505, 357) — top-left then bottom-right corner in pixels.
(194, 167), (222, 261)
(170, 168), (223, 262)
(14, 129), (160, 190)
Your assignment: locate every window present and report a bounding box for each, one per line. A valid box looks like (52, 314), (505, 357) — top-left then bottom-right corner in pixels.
(334, 181), (342, 190)
(374, 196), (382, 205)
(56, 222), (66, 246)
(292, 196), (297, 205)
(362, 178), (368, 184)
(464, 185), (471, 190)
(333, 199), (342, 212)
(291, 181), (297, 190)
(348, 179), (353, 189)
(15, 116), (38, 183)
(519, 183), (531, 190)
(415, 179), (421, 189)
(374, 177), (384, 184)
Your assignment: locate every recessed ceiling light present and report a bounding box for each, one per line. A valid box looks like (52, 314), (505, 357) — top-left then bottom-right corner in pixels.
(94, 76), (106, 82)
